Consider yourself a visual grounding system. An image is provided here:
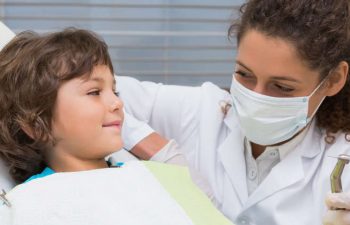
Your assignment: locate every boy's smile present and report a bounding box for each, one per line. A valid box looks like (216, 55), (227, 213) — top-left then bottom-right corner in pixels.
(49, 64), (124, 172)
(102, 120), (123, 132)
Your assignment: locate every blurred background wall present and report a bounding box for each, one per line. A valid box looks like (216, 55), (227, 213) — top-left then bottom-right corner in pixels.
(0, 0), (244, 88)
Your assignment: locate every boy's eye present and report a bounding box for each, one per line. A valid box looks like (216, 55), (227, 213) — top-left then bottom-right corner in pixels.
(87, 90), (100, 96)
(113, 91), (120, 97)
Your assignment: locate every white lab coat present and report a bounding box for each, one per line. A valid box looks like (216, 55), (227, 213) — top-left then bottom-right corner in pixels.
(117, 76), (350, 225)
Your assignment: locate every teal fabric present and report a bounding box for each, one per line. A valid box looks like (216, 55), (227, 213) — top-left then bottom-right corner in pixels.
(25, 167), (55, 183)
(24, 162), (125, 183)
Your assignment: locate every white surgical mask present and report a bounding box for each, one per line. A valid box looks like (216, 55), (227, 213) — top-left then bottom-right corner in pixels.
(230, 76), (326, 145)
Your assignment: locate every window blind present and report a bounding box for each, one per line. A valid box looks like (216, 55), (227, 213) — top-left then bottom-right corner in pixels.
(0, 0), (242, 88)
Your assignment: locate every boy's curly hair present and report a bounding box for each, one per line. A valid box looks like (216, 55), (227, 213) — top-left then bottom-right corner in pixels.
(0, 28), (114, 183)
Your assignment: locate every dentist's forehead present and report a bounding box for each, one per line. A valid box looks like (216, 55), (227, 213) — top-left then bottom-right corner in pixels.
(0, 22), (16, 51)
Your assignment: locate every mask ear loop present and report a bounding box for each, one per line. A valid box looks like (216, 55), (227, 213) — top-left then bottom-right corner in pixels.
(308, 75), (329, 98)
(306, 75), (330, 122)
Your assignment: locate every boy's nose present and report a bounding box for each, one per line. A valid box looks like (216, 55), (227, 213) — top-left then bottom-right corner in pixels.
(109, 98), (123, 112)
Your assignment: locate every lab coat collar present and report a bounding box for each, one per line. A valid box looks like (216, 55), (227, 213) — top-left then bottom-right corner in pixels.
(219, 108), (248, 205)
(242, 143), (305, 210)
(242, 121), (325, 210)
(223, 107), (237, 131)
(222, 108), (326, 211)
(300, 119), (325, 159)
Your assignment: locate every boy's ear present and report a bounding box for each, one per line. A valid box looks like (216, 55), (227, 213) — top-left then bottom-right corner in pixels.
(324, 61), (349, 97)
(20, 124), (35, 140)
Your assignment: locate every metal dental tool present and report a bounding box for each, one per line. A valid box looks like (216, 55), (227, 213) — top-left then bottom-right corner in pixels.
(330, 154), (350, 210)
(0, 189), (11, 207)
(331, 154), (350, 193)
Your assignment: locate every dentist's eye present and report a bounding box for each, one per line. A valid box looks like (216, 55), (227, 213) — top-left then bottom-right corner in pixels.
(235, 70), (249, 77)
(274, 84), (294, 92)
(87, 90), (100, 96)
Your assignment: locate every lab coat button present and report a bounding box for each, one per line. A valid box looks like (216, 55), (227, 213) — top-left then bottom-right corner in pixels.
(248, 169), (257, 180)
(270, 150), (278, 157)
(238, 216), (250, 225)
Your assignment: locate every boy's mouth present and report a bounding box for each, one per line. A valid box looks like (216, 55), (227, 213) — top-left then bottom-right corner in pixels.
(102, 120), (122, 128)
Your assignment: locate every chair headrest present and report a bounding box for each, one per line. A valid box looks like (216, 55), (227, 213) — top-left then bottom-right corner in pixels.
(0, 21), (16, 190)
(0, 21), (16, 51)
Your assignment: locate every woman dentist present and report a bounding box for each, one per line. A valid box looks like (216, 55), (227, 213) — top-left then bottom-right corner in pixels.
(117, 0), (350, 224)
(1, 0), (349, 224)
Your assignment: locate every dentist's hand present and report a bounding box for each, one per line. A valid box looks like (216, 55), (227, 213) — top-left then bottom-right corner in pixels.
(323, 192), (350, 225)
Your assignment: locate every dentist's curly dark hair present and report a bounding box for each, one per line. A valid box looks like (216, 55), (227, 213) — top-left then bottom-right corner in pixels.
(229, 0), (350, 143)
(0, 29), (114, 183)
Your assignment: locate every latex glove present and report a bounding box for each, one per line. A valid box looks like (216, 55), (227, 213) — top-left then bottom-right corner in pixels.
(150, 140), (215, 203)
(121, 111), (154, 151)
(323, 192), (350, 225)
(150, 139), (188, 166)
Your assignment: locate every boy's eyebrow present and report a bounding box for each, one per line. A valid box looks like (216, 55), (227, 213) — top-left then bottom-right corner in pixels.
(82, 76), (117, 87)
(80, 76), (103, 84)
(89, 77), (104, 83)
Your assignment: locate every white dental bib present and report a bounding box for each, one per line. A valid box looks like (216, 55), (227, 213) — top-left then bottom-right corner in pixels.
(0, 161), (194, 225)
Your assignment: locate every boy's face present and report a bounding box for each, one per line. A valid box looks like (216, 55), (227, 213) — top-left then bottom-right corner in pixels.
(49, 64), (124, 171)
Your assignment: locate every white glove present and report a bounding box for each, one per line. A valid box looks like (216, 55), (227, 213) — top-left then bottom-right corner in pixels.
(150, 140), (215, 203)
(121, 111), (154, 151)
(323, 192), (350, 225)
(150, 139), (188, 166)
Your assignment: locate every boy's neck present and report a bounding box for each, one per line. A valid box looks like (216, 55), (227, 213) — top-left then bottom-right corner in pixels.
(47, 150), (108, 172)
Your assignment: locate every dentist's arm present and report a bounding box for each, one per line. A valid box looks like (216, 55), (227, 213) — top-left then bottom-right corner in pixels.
(122, 110), (164, 159)
(323, 192), (350, 225)
(117, 76), (201, 160)
(122, 111), (187, 164)
(130, 132), (168, 160)
(121, 105), (213, 199)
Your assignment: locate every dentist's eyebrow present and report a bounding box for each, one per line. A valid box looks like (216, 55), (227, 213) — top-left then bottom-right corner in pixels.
(235, 60), (301, 83)
(270, 76), (301, 83)
(235, 60), (253, 72)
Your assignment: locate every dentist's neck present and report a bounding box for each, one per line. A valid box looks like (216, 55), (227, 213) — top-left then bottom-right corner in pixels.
(251, 143), (266, 159)
(250, 126), (308, 159)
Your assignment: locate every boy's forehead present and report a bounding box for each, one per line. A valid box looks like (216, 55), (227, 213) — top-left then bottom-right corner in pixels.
(79, 70), (116, 85)
(86, 76), (115, 84)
